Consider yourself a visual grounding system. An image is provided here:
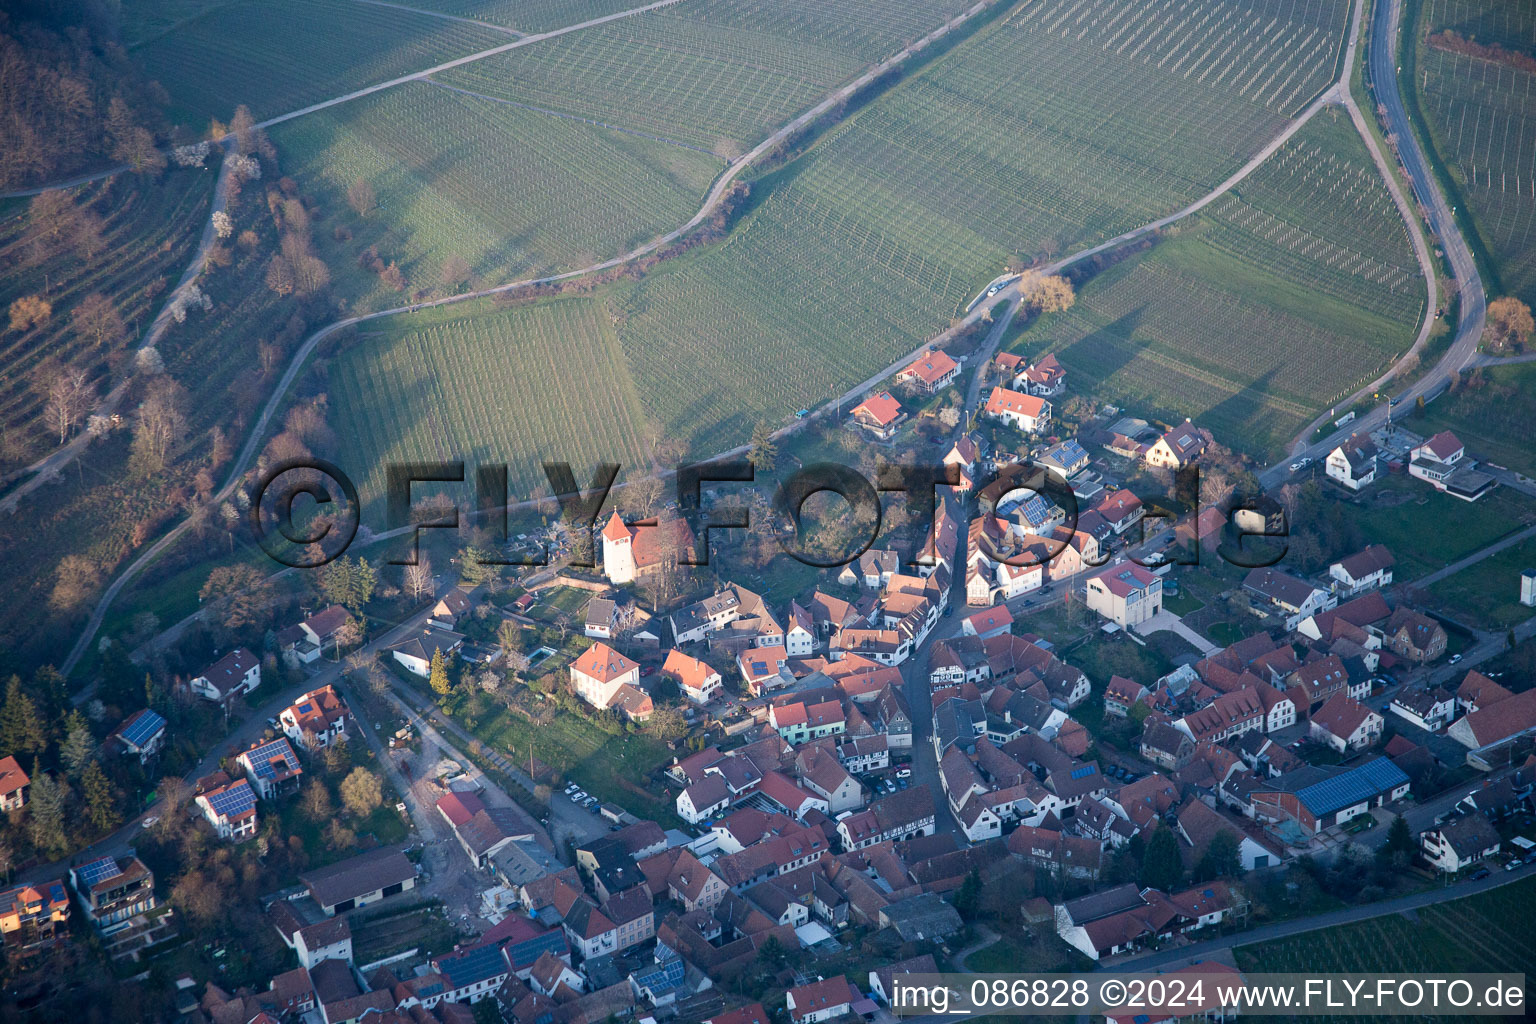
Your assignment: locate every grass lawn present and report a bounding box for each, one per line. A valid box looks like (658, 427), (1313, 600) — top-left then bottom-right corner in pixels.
(1350, 477), (1536, 581)
(1068, 633), (1175, 689)
(1427, 536), (1536, 629)
(529, 585), (596, 623)
(462, 696), (681, 824)
(1236, 876), (1536, 985)
(965, 933), (1090, 975)
(1161, 589), (1205, 616)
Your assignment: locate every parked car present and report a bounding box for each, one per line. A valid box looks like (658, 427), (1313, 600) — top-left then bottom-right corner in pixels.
(1448, 654), (1463, 664)
(141, 816), (158, 829)
(896, 768), (912, 779)
(570, 790), (587, 802)
(1471, 868), (1491, 880)
(583, 797), (598, 810)
(565, 783), (579, 795)
(1505, 860), (1522, 871)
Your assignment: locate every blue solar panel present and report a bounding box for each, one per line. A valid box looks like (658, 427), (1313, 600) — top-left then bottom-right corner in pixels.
(634, 956), (685, 992)
(243, 739), (299, 780)
(1070, 765), (1097, 780)
(1296, 758), (1409, 817)
(207, 782), (256, 818)
(441, 943), (507, 986)
(120, 708), (165, 748)
(76, 856), (121, 889)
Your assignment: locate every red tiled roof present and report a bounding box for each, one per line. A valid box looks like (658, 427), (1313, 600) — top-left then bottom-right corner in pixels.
(901, 349), (958, 386)
(984, 386), (1046, 418)
(852, 391), (903, 427)
(572, 642), (638, 684)
(0, 756), (27, 797)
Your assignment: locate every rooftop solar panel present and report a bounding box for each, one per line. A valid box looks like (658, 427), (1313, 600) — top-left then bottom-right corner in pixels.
(1296, 758), (1409, 816)
(441, 943), (507, 986)
(76, 856), (122, 889)
(243, 739), (299, 779)
(120, 708), (166, 747)
(207, 782), (256, 818)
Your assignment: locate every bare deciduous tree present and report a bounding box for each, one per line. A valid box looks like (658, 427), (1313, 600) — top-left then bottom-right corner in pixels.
(347, 178), (376, 217)
(71, 292), (125, 347)
(42, 366), (94, 443)
(404, 556), (433, 601)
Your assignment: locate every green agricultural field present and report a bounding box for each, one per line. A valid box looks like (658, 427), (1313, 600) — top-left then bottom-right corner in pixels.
(399, 0), (647, 34)
(606, 0), (1354, 457)
(119, 0), (235, 47)
(132, 0), (510, 124)
(1349, 477), (1536, 581)
(1409, 362), (1536, 478)
(0, 171), (210, 465)
(1414, 0), (1536, 306)
(1427, 535), (1536, 629)
(1008, 107), (1423, 458)
(438, 0), (976, 155)
(270, 81), (723, 307)
(1236, 877), (1536, 1021)
(326, 297), (656, 519)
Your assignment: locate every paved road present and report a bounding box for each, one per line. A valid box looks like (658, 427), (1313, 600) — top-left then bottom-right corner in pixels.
(1108, 865), (1533, 973)
(1404, 521), (1536, 591)
(16, 576), (468, 885)
(1256, 0), (1487, 489)
(53, 0), (1005, 679)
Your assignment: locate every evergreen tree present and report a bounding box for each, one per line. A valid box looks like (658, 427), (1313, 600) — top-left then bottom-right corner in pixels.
(1195, 830), (1240, 881)
(60, 710), (96, 778)
(955, 868), (982, 917)
(1139, 825), (1184, 892)
(81, 760), (117, 832)
(1384, 814), (1415, 857)
(27, 773), (69, 857)
(0, 676), (47, 768)
(748, 422), (778, 475)
(428, 649), (451, 697)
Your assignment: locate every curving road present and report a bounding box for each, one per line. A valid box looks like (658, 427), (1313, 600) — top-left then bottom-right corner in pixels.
(1256, 0), (1487, 489)
(54, 0), (1005, 677)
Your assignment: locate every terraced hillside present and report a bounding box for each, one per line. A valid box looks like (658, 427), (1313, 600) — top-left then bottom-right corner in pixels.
(1414, 0), (1536, 305)
(0, 173), (210, 466)
(270, 81), (724, 307)
(327, 298), (655, 516)
(606, 0), (1356, 455)
(1010, 108), (1423, 458)
(132, 0), (510, 124)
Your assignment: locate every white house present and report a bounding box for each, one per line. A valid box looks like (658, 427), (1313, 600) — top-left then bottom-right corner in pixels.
(662, 649), (722, 705)
(189, 648), (260, 705)
(1421, 813), (1500, 873)
(786, 977), (856, 1024)
(1389, 686), (1456, 732)
(1329, 545), (1396, 595)
(983, 386), (1050, 433)
(1144, 421), (1206, 469)
(1326, 436), (1379, 490)
(569, 642), (640, 709)
(1085, 563), (1163, 628)
(1308, 694), (1383, 753)
(1409, 430), (1465, 485)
